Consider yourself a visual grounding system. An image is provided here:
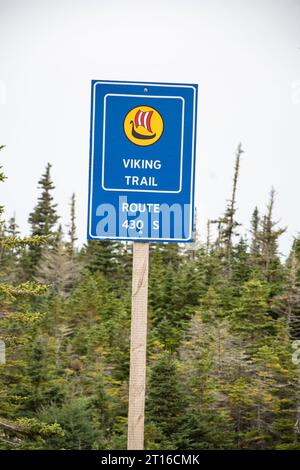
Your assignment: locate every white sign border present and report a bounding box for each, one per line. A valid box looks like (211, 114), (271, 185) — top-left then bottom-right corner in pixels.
(101, 93), (184, 194)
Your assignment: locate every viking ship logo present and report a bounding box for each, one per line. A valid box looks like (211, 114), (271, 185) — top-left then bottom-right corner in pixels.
(123, 105), (164, 146)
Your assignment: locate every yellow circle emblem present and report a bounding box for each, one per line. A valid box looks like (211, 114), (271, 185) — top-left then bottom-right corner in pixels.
(123, 106), (164, 146)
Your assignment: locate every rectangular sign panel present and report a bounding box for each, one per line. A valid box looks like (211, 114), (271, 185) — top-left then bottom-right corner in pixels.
(87, 80), (198, 242)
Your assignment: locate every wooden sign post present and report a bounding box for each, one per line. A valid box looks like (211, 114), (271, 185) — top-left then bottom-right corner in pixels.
(127, 242), (149, 450)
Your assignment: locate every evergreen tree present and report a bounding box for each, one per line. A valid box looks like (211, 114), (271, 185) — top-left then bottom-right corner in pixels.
(38, 398), (102, 449)
(232, 236), (251, 285)
(28, 163), (59, 238)
(259, 188), (286, 291)
(230, 279), (274, 351)
(67, 193), (77, 254)
(146, 353), (187, 448)
(27, 163), (59, 275)
(250, 206), (261, 270)
(211, 143), (243, 278)
(82, 240), (121, 279)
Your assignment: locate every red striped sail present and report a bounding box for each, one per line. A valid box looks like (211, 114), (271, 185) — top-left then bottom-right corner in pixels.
(134, 110), (153, 133)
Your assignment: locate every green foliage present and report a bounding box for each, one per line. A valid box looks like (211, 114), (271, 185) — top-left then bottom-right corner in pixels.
(230, 279), (273, 342)
(0, 417), (64, 450)
(28, 163), (59, 238)
(83, 240), (122, 277)
(27, 163), (59, 276)
(146, 352), (187, 448)
(38, 399), (102, 449)
(1, 144), (300, 450)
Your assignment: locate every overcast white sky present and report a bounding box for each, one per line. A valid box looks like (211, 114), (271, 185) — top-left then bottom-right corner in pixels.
(0, 0), (299, 254)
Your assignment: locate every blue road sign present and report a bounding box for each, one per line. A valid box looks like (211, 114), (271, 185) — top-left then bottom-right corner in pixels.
(87, 80), (198, 242)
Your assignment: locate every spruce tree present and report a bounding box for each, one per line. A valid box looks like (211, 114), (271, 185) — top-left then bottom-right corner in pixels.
(250, 206), (261, 268)
(27, 163), (59, 274)
(146, 353), (187, 448)
(211, 143), (243, 278)
(230, 279), (274, 351)
(259, 188), (286, 291)
(28, 163), (59, 237)
(232, 236), (251, 285)
(67, 193), (77, 255)
(38, 398), (102, 449)
(82, 240), (121, 278)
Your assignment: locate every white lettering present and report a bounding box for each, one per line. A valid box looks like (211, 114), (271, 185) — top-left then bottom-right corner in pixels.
(124, 176), (158, 187)
(122, 158), (161, 170)
(121, 203), (160, 213)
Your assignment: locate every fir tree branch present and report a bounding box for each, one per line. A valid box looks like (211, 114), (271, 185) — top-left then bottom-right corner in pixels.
(0, 281), (48, 299)
(0, 235), (49, 249)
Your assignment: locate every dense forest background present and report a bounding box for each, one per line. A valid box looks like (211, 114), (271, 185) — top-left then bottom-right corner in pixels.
(1, 143), (300, 450)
